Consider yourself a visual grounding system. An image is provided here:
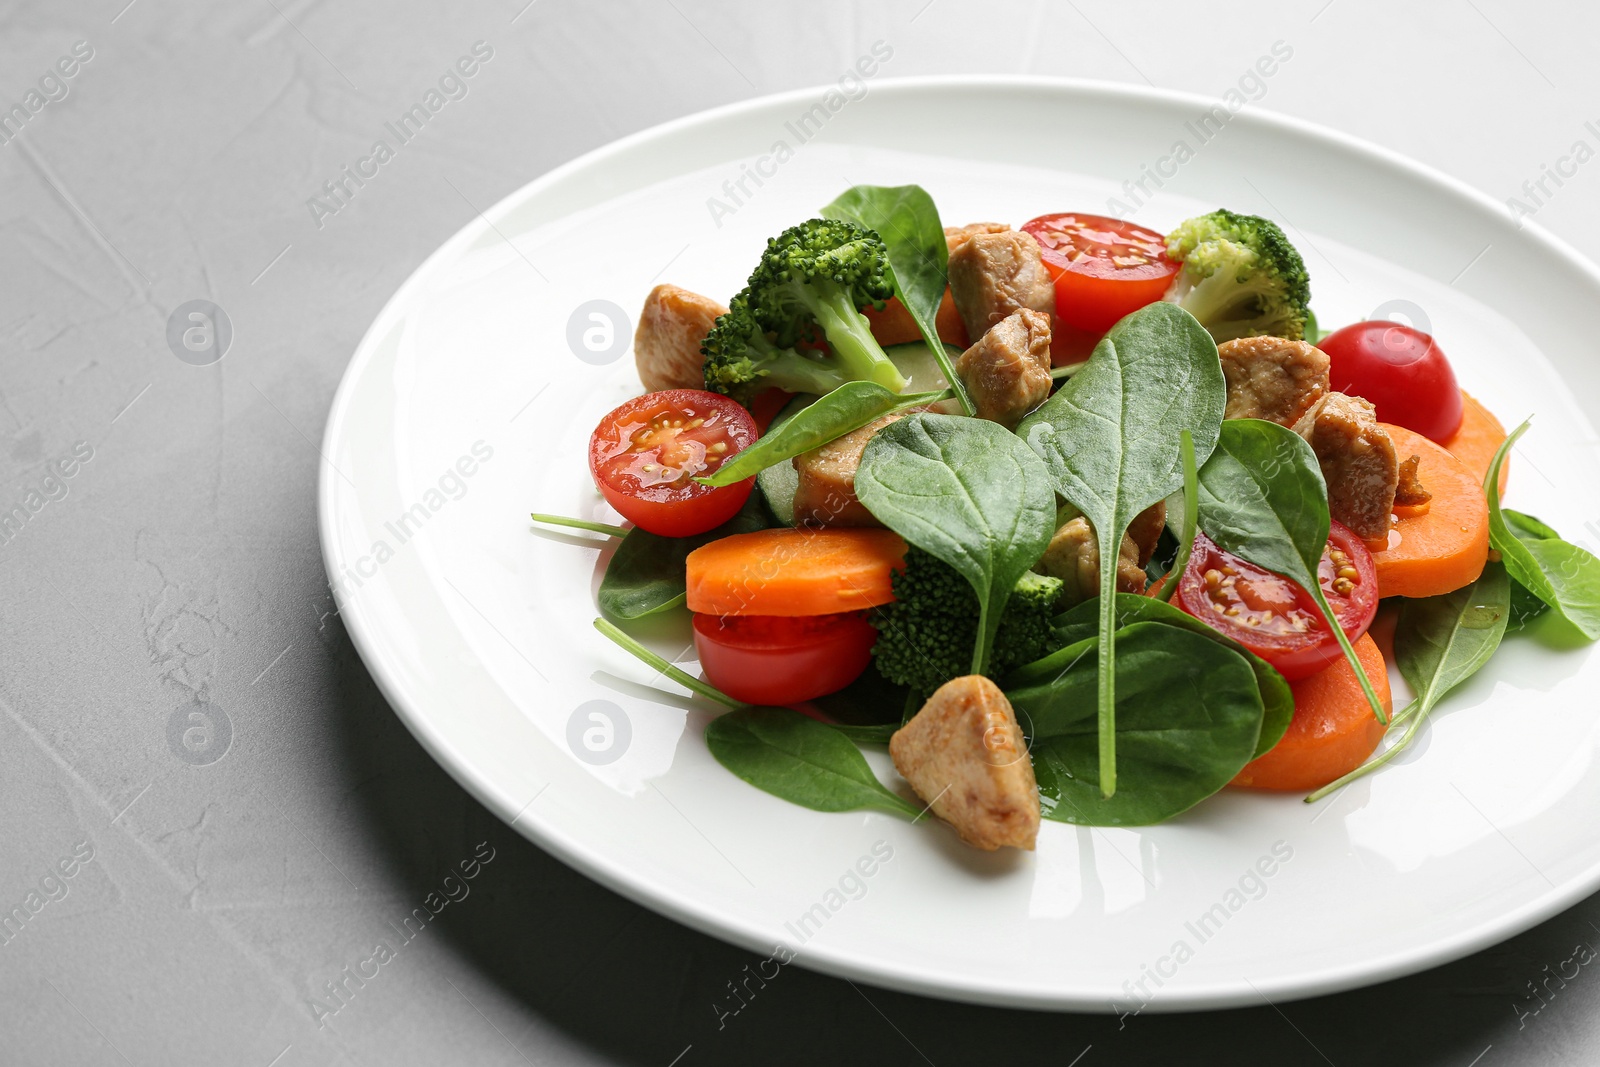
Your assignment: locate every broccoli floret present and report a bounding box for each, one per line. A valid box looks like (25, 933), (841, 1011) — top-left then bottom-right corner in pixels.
(1164, 209), (1311, 342)
(871, 546), (1063, 696)
(702, 218), (907, 403)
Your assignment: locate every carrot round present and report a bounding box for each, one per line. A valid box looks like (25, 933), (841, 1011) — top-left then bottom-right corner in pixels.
(1372, 423), (1490, 599)
(1442, 390), (1509, 496)
(863, 291), (969, 349)
(685, 528), (906, 616)
(1231, 632), (1392, 791)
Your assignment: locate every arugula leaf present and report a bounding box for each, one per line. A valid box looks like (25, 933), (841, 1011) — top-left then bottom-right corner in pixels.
(1007, 623), (1265, 826)
(1028, 593), (1292, 760)
(704, 707), (918, 817)
(1017, 301), (1227, 796)
(1306, 563), (1510, 801)
(820, 184), (975, 416)
(597, 492), (772, 621)
(1194, 418), (1389, 725)
(1485, 425), (1600, 640)
(855, 412), (1057, 675)
(698, 381), (948, 487)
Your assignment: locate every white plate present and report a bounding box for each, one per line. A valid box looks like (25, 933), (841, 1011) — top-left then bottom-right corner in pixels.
(319, 77), (1600, 1012)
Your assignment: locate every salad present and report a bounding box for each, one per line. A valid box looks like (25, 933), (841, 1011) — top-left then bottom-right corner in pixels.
(534, 184), (1600, 853)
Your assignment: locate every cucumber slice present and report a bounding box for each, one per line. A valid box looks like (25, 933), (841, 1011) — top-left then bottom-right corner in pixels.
(754, 393), (816, 526)
(883, 341), (962, 393)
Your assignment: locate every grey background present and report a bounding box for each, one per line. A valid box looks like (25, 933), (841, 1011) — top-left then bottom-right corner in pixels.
(3, 0), (1596, 1063)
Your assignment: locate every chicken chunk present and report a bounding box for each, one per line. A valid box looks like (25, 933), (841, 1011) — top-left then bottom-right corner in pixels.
(1217, 335), (1330, 427)
(1395, 454), (1432, 508)
(1126, 501), (1168, 567)
(947, 229), (1057, 343)
(890, 675), (1039, 852)
(944, 221), (1012, 253)
(792, 411), (911, 527)
(953, 308), (1053, 428)
(1035, 517), (1148, 607)
(633, 284), (727, 392)
(1292, 392), (1399, 541)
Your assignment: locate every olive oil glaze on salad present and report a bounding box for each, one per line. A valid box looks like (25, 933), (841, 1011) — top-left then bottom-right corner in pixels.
(531, 184), (1600, 853)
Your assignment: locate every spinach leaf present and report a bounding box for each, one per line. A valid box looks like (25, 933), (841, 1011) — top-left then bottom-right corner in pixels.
(1306, 564), (1511, 801)
(698, 381), (947, 488)
(597, 491), (772, 620)
(1155, 429), (1199, 603)
(1007, 622), (1265, 826)
(827, 722), (900, 746)
(856, 412), (1057, 675)
(821, 184), (975, 416)
(1194, 418), (1389, 724)
(1027, 593), (1292, 760)
(1503, 510), (1558, 628)
(1486, 425), (1600, 640)
(1016, 301), (1227, 796)
(704, 707), (918, 816)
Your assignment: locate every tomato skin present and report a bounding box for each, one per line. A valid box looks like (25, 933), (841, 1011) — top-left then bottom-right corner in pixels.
(1175, 523), (1379, 682)
(588, 389), (757, 538)
(1021, 213), (1181, 333)
(693, 611), (878, 705)
(1320, 321), (1464, 442)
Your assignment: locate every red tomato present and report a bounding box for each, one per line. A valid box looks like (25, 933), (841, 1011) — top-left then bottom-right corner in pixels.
(1176, 523), (1379, 682)
(1021, 213), (1181, 333)
(588, 389), (757, 537)
(693, 611), (878, 705)
(1319, 321), (1464, 442)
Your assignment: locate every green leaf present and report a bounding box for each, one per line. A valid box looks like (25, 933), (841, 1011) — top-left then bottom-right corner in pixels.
(697, 381), (948, 487)
(704, 707), (918, 816)
(1307, 564), (1511, 801)
(820, 184), (974, 416)
(1028, 593), (1292, 760)
(1486, 426), (1600, 640)
(1194, 418), (1389, 725)
(596, 492), (772, 621)
(1155, 429), (1199, 604)
(1502, 510), (1557, 628)
(1007, 623), (1265, 826)
(856, 412), (1057, 675)
(1016, 301), (1227, 796)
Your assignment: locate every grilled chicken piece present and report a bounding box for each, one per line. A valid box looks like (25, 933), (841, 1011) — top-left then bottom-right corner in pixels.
(944, 221), (1012, 253)
(1292, 392), (1399, 541)
(890, 675), (1039, 852)
(1126, 501), (1168, 567)
(953, 309), (1053, 428)
(1217, 335), (1331, 427)
(1395, 454), (1432, 508)
(633, 284), (727, 392)
(792, 411), (912, 527)
(1036, 517), (1148, 607)
(947, 229), (1057, 343)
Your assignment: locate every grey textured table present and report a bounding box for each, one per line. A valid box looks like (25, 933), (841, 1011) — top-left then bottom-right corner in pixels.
(4, 1), (1598, 1063)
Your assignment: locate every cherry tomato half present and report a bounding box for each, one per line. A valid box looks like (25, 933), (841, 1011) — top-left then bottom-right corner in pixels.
(1021, 213), (1181, 333)
(1319, 321), (1464, 442)
(1176, 522), (1379, 682)
(693, 611), (878, 706)
(588, 389), (758, 538)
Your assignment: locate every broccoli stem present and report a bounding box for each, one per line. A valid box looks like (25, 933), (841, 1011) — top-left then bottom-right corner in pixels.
(806, 284), (908, 393)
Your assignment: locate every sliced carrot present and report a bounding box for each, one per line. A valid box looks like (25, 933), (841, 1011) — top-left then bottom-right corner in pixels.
(1231, 632), (1392, 791)
(685, 528), (906, 617)
(1442, 390), (1510, 497)
(1371, 423), (1490, 599)
(863, 291), (969, 349)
